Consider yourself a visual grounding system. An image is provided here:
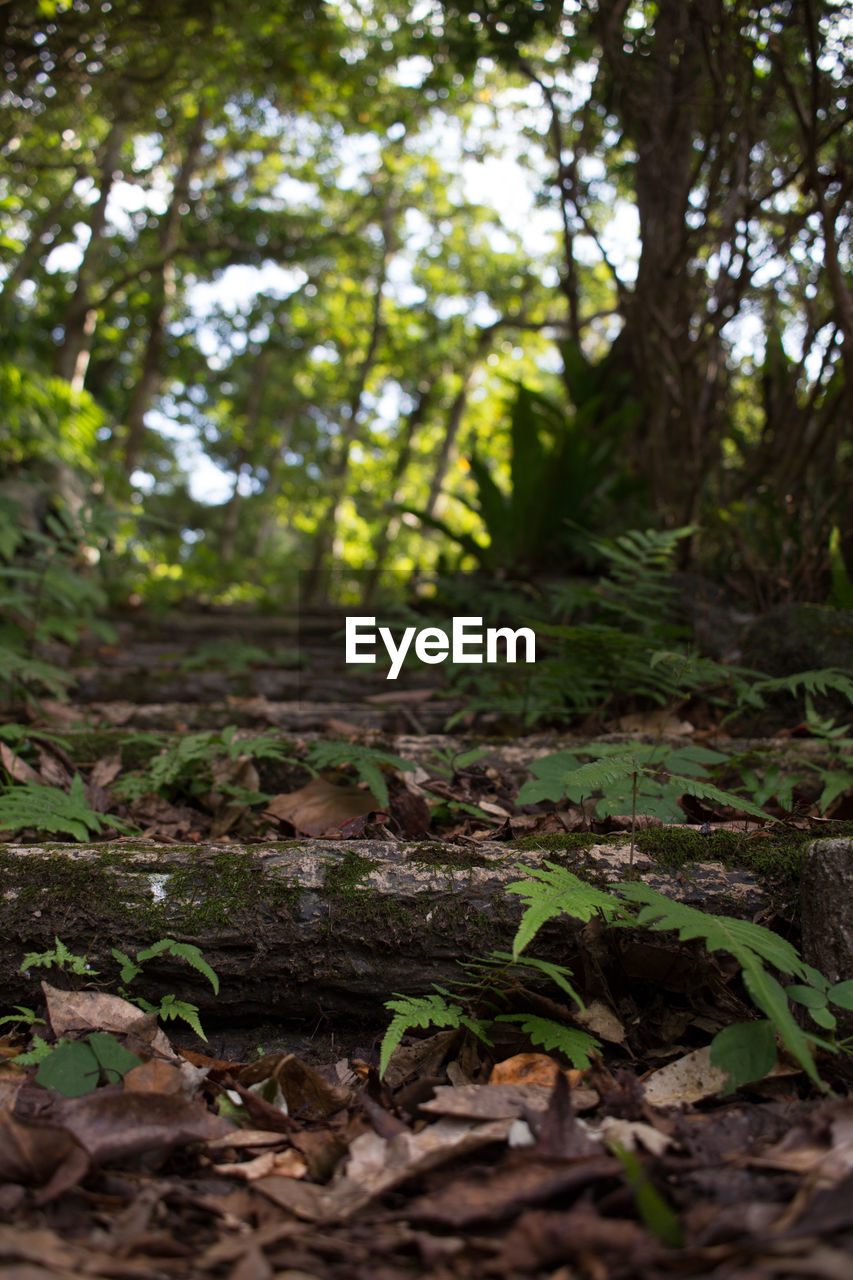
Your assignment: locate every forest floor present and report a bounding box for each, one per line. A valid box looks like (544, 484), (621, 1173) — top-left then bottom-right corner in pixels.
(2, 608), (853, 1279)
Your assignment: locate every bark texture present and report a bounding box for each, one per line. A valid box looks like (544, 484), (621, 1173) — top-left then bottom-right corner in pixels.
(1, 838), (766, 1023)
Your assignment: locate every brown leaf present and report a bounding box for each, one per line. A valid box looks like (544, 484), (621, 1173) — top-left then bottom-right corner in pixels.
(89, 754), (122, 789)
(12, 1082), (233, 1166)
(238, 1053), (350, 1122)
(0, 1074), (80, 1188)
(264, 777), (379, 837)
(0, 744), (42, 784)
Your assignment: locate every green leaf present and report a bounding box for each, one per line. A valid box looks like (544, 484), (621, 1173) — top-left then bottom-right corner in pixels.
(506, 863), (624, 958)
(34, 1039), (101, 1097)
(86, 1032), (143, 1081)
(154, 994), (207, 1040)
(661, 772), (771, 821)
(610, 1141), (684, 1248)
(135, 939), (220, 994)
(495, 1013), (599, 1069)
(785, 983), (828, 1010)
(710, 1019), (776, 1092)
(380, 992), (469, 1078)
(829, 980), (853, 1010)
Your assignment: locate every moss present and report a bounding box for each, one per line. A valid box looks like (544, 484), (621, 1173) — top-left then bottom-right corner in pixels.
(58, 728), (164, 770)
(512, 832), (598, 854)
(323, 849), (379, 899)
(161, 851), (299, 931)
(408, 842), (493, 870)
(0, 844), (300, 948)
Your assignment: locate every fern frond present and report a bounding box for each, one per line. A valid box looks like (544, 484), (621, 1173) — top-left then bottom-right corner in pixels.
(506, 862), (625, 958)
(0, 775), (127, 841)
(487, 950), (586, 1009)
(135, 939), (220, 994)
(496, 1013), (599, 1068)
(380, 992), (468, 1077)
(306, 741), (414, 809)
(617, 883), (822, 1085)
(663, 772), (771, 821)
(750, 667), (853, 707)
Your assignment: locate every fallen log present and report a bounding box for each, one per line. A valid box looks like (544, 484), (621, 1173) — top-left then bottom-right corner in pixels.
(0, 837), (767, 1024)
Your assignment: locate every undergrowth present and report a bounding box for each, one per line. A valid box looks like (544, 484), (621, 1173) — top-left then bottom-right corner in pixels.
(381, 864), (853, 1093)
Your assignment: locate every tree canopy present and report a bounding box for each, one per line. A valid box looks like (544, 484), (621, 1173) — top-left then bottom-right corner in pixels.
(2, 0), (851, 605)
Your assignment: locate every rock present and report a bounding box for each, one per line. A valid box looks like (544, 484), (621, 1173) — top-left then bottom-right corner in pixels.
(740, 603), (853, 722)
(667, 573), (753, 660)
(800, 838), (853, 1029)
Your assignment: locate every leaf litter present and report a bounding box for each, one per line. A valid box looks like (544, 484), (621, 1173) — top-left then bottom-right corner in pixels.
(3, 634), (853, 1275)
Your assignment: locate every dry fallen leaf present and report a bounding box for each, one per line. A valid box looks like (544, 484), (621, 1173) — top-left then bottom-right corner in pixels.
(264, 776), (380, 837)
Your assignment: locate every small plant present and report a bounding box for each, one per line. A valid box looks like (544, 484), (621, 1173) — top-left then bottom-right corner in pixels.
(111, 938), (220, 1041)
(517, 742), (770, 861)
(178, 640), (298, 675)
(381, 864), (853, 1094)
(0, 482), (115, 702)
(113, 725), (290, 803)
(0, 1005), (45, 1031)
(0, 774), (132, 842)
(304, 740), (415, 809)
(15, 935), (220, 1043)
(21, 935), (96, 977)
(16, 1032), (143, 1097)
(508, 864), (851, 1091)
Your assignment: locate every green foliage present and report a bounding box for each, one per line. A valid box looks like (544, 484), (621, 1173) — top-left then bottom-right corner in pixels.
(380, 992), (491, 1078)
(304, 740), (416, 809)
(379, 949), (600, 1079)
(0, 1006), (45, 1030)
(448, 526), (753, 729)
(499, 861), (848, 1092)
(735, 667), (853, 716)
(21, 935), (95, 977)
(504, 864), (625, 957)
(0, 365), (104, 469)
(617, 883), (821, 1089)
(0, 482), (114, 702)
(517, 742), (770, 840)
(409, 378), (634, 575)
(111, 938), (219, 1040)
(26, 1033), (142, 1098)
(112, 939), (220, 996)
(610, 1142), (684, 1248)
(495, 1013), (598, 1068)
(14, 935), (220, 1043)
(178, 640), (298, 674)
(0, 774), (130, 842)
(114, 725), (288, 802)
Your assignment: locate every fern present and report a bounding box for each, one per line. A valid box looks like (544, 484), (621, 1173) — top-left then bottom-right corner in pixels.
(0, 645), (74, 699)
(735, 667), (853, 713)
(616, 883), (821, 1086)
(134, 938), (220, 994)
(379, 992), (491, 1077)
(502, 863), (834, 1091)
(305, 741), (415, 809)
(505, 863), (625, 958)
(518, 744), (771, 825)
(0, 774), (129, 841)
(496, 1013), (599, 1068)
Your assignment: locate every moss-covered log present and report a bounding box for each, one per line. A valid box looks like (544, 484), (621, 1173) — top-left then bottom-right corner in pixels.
(0, 837), (769, 1023)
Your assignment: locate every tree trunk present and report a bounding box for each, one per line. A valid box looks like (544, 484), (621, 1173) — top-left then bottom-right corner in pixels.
(0, 839), (766, 1023)
(123, 109), (206, 475)
(303, 206), (392, 602)
(53, 120), (126, 390)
